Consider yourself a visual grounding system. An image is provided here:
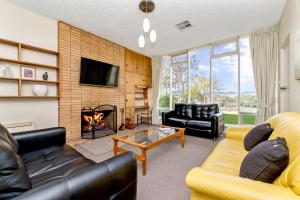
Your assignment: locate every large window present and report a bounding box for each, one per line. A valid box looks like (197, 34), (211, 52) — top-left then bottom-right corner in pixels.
(159, 36), (257, 125)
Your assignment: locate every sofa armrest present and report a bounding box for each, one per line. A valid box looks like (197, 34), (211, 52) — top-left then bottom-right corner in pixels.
(13, 127), (66, 155)
(14, 152), (137, 200)
(210, 112), (224, 138)
(162, 110), (176, 125)
(186, 167), (299, 200)
(225, 126), (253, 141)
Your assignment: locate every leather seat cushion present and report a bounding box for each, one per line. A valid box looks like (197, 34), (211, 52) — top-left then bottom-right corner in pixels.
(186, 120), (212, 130)
(167, 118), (187, 127)
(201, 139), (248, 176)
(30, 157), (94, 188)
(22, 145), (87, 178)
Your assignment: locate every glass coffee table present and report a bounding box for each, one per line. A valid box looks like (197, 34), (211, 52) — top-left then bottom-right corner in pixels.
(112, 125), (185, 175)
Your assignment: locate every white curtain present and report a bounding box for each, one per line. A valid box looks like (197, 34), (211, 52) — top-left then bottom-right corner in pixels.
(151, 56), (163, 124)
(249, 28), (278, 123)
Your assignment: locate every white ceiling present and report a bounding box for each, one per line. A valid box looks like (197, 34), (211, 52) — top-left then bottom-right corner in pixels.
(6, 0), (286, 57)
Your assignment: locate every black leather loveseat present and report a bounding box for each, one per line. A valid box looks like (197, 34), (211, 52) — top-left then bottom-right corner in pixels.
(162, 103), (224, 140)
(0, 125), (137, 200)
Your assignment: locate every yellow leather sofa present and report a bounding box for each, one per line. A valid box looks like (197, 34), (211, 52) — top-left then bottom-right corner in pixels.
(186, 112), (300, 200)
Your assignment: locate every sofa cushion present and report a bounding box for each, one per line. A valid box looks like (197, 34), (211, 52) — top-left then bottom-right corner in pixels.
(30, 156), (94, 188)
(0, 140), (32, 199)
(240, 137), (289, 183)
(186, 120), (212, 130)
(244, 123), (274, 151)
(167, 118), (187, 128)
(201, 138), (247, 176)
(174, 104), (192, 119)
(192, 104), (218, 120)
(0, 123), (19, 152)
(22, 145), (86, 178)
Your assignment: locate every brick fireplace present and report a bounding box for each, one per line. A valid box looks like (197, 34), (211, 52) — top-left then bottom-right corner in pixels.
(81, 105), (117, 139)
(58, 22), (125, 142)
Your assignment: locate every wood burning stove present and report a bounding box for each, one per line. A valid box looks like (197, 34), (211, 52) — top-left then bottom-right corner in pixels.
(81, 104), (117, 139)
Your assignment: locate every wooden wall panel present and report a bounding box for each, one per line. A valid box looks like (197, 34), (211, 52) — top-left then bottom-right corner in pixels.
(58, 22), (126, 142)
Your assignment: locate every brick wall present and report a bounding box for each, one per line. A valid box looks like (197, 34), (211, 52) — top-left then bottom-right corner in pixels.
(58, 22), (125, 142)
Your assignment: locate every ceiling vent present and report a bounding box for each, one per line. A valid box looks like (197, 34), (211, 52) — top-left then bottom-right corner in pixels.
(175, 20), (192, 30)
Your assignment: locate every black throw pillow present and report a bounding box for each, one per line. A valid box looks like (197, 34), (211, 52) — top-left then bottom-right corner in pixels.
(240, 137), (289, 183)
(244, 123), (274, 151)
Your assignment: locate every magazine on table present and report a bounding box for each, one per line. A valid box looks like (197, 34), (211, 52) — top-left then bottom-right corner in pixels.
(157, 127), (175, 135)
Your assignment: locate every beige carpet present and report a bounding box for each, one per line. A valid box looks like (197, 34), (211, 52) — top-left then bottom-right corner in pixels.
(74, 132), (221, 200)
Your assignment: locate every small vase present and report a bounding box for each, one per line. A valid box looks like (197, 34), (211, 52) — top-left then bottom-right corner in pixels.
(32, 85), (48, 96)
(43, 72), (48, 80)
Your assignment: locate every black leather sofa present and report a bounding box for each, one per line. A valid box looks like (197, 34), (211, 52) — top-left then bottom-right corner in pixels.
(162, 103), (224, 140)
(0, 125), (137, 200)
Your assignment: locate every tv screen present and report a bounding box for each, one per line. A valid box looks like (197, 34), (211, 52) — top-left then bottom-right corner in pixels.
(80, 57), (119, 87)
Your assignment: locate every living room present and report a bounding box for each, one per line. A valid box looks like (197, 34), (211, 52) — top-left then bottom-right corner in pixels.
(0, 0), (300, 199)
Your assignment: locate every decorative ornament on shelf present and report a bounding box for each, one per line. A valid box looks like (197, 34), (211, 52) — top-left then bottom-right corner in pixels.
(138, 0), (157, 48)
(0, 64), (14, 78)
(32, 85), (48, 96)
(42, 72), (48, 80)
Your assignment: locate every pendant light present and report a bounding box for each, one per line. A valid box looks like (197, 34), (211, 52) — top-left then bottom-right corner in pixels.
(138, 35), (145, 48)
(150, 29), (156, 43)
(138, 0), (157, 48)
(143, 18), (150, 33)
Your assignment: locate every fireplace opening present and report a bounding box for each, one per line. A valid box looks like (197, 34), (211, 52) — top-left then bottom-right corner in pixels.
(81, 104), (117, 139)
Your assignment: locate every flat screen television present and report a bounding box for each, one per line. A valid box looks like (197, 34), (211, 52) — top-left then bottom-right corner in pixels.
(80, 57), (119, 87)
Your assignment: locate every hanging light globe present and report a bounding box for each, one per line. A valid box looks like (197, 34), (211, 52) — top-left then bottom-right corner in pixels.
(150, 29), (157, 43)
(138, 35), (145, 48)
(143, 18), (150, 33)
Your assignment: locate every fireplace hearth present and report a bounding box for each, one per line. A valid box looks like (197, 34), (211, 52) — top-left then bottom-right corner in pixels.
(81, 104), (117, 139)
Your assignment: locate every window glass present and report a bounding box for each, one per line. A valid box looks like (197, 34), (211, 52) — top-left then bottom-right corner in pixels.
(239, 37), (257, 124)
(189, 47), (211, 103)
(213, 42), (237, 55)
(172, 53), (187, 64)
(159, 56), (171, 110)
(171, 62), (188, 108)
(212, 55), (238, 124)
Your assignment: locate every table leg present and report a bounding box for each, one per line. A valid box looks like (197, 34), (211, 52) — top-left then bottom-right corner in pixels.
(113, 139), (118, 156)
(181, 130), (185, 148)
(141, 148), (147, 176)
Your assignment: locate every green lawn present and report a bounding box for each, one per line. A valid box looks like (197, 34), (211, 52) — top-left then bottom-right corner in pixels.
(224, 114), (256, 125)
